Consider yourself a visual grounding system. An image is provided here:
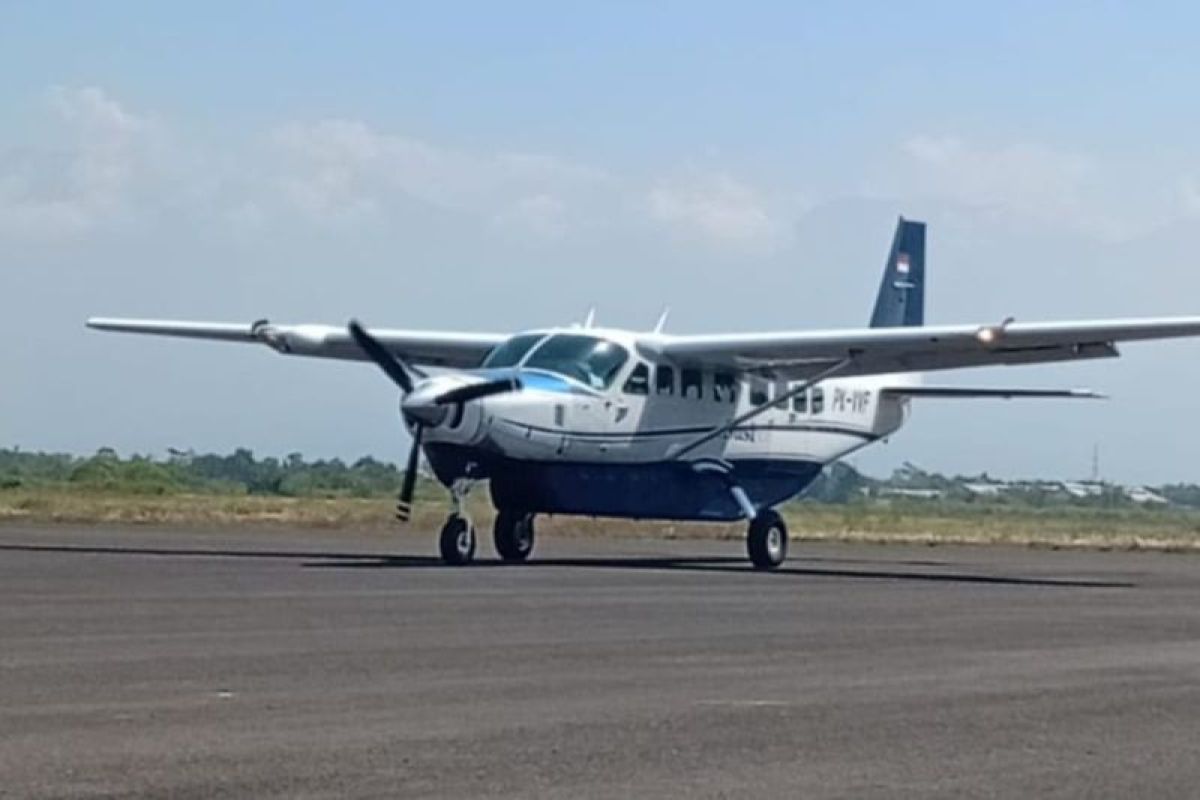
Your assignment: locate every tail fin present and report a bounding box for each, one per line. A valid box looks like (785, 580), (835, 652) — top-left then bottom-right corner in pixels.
(869, 217), (926, 328)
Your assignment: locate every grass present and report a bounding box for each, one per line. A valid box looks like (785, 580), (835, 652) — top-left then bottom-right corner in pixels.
(3, 488), (1200, 552)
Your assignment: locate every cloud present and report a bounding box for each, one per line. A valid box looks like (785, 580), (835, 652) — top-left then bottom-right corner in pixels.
(0, 86), (791, 252)
(646, 173), (786, 250)
(900, 135), (1096, 229)
(271, 119), (618, 236)
(272, 120), (791, 250)
(0, 87), (162, 238)
(47, 85), (149, 139)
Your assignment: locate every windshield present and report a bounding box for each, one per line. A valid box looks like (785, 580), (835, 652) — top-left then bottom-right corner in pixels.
(523, 334), (629, 389)
(481, 333), (545, 369)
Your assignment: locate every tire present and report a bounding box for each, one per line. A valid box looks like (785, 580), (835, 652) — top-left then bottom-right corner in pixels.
(494, 509), (536, 562)
(439, 514), (476, 565)
(747, 508), (788, 570)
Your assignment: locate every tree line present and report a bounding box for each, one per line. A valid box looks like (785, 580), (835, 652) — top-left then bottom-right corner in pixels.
(0, 447), (407, 497)
(3, 446), (1198, 509)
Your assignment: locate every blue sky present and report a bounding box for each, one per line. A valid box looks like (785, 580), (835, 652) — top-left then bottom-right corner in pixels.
(4, 2), (1200, 482)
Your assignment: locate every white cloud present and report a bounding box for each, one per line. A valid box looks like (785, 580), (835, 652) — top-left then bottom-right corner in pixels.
(272, 119), (617, 234)
(901, 135), (1096, 228)
(646, 173), (785, 249)
(1, 87), (791, 252)
(272, 119), (789, 250)
(0, 87), (164, 238)
(48, 86), (149, 139)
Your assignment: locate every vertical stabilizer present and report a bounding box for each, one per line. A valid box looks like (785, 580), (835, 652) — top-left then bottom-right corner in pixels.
(869, 217), (926, 328)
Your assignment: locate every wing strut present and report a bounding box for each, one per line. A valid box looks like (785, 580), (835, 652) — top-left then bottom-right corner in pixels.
(671, 357), (855, 460)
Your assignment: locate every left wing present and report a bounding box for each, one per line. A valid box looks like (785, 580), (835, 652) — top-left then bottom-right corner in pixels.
(86, 318), (506, 368)
(652, 317), (1200, 380)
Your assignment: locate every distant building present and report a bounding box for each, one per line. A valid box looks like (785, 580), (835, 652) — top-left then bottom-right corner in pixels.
(1126, 487), (1168, 505)
(963, 482), (1005, 497)
(879, 488), (944, 500)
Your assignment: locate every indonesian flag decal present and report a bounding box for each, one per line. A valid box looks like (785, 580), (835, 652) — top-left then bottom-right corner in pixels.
(896, 252), (911, 274)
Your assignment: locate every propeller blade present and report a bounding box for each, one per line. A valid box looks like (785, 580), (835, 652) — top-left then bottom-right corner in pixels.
(435, 376), (523, 406)
(347, 319), (415, 394)
(396, 423), (423, 522)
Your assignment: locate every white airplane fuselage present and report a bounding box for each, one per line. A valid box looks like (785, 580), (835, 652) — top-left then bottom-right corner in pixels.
(416, 327), (911, 521)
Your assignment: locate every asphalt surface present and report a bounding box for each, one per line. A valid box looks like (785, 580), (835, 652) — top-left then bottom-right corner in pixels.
(2, 524), (1200, 798)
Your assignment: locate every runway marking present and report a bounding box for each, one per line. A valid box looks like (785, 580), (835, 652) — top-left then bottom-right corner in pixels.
(697, 700), (793, 708)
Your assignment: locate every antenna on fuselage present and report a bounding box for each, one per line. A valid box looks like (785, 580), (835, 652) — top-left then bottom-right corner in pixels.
(652, 306), (671, 333)
(582, 306), (597, 328)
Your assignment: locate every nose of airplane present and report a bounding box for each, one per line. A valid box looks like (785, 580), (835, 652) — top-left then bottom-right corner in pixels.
(400, 373), (523, 427)
(400, 377), (455, 426)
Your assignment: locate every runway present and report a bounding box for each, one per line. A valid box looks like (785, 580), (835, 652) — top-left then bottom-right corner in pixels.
(2, 524), (1200, 798)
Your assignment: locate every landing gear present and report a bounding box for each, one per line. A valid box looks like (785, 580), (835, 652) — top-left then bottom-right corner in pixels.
(747, 508), (788, 570)
(439, 478), (478, 565)
(439, 514), (476, 565)
(494, 509), (536, 562)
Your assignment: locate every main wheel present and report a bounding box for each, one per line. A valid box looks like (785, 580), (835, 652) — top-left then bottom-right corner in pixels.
(494, 509), (536, 562)
(747, 509), (788, 570)
(439, 514), (476, 565)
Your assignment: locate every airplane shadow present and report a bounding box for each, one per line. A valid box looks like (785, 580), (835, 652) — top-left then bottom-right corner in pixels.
(0, 543), (1132, 589)
(305, 554), (1132, 588)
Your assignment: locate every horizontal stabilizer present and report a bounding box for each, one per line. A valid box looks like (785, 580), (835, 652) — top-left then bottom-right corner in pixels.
(882, 386), (1105, 400)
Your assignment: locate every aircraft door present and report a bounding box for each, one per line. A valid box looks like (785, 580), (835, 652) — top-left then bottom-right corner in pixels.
(563, 393), (611, 460)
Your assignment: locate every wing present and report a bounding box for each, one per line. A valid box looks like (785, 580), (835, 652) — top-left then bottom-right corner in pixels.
(881, 386), (1104, 399)
(652, 317), (1200, 380)
(86, 318), (506, 368)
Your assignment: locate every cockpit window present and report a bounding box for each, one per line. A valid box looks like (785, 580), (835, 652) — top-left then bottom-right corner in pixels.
(623, 362), (650, 395)
(481, 333), (545, 369)
(524, 334), (630, 389)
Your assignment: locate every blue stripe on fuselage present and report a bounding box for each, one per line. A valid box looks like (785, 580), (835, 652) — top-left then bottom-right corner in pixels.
(423, 443), (822, 522)
(473, 368), (592, 396)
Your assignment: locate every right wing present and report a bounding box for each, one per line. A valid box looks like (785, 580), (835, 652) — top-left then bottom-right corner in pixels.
(881, 386), (1104, 400)
(86, 318), (507, 369)
(653, 317), (1200, 380)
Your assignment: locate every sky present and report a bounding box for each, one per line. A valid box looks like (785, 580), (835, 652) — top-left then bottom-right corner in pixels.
(4, 1), (1200, 483)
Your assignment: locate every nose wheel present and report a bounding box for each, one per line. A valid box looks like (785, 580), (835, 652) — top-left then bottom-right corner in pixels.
(439, 514), (476, 565)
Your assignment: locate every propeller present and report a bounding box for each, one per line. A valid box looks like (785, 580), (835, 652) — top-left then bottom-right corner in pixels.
(346, 319), (524, 523)
(347, 319), (417, 393)
(395, 422), (423, 522)
(434, 376), (522, 406)
(347, 319), (427, 521)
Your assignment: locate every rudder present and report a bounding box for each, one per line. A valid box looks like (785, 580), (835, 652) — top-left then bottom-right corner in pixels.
(869, 217), (926, 328)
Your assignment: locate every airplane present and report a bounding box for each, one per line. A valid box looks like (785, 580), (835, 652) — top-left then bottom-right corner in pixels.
(87, 218), (1200, 570)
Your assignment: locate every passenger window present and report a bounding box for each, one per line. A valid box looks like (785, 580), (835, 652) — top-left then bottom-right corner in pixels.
(713, 372), (736, 403)
(655, 365), (675, 396)
(792, 388), (808, 414)
(749, 381), (770, 407)
(681, 368), (703, 400)
(811, 387), (825, 415)
(623, 363), (650, 396)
